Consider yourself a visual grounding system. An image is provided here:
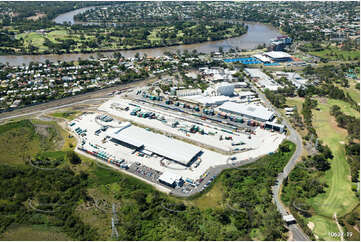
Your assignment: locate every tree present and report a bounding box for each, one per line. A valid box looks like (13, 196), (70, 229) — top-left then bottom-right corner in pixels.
(66, 151), (81, 165)
(279, 143), (291, 153)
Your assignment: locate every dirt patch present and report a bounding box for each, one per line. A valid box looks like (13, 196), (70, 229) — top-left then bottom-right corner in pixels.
(329, 116), (348, 136)
(307, 221), (315, 231)
(319, 97), (328, 104)
(353, 225), (360, 233)
(339, 141), (345, 144)
(38, 115), (55, 122)
(27, 13), (46, 20)
(34, 123), (64, 150)
(35, 124), (51, 137)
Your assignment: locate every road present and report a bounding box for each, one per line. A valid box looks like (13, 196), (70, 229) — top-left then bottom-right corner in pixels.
(251, 81), (310, 241)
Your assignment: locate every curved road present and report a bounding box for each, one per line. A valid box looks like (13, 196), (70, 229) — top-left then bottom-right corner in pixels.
(252, 83), (310, 241)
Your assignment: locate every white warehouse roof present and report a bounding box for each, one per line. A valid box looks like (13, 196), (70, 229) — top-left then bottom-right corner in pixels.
(265, 51), (292, 59)
(111, 125), (201, 166)
(183, 95), (230, 106)
(252, 54), (272, 63)
(159, 171), (182, 185)
(218, 102), (274, 121)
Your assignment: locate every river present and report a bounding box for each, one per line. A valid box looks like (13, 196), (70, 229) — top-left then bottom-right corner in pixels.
(0, 7), (281, 66)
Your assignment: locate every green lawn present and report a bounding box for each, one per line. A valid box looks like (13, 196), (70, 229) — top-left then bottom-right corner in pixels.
(0, 224), (70, 241)
(184, 178), (224, 209)
(307, 101), (359, 240)
(16, 32), (47, 51)
(326, 99), (359, 118)
(309, 215), (340, 241)
(310, 47), (360, 61)
(285, 97), (304, 112)
(47, 29), (69, 42)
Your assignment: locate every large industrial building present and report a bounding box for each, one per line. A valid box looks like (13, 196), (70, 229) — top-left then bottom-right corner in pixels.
(181, 95), (230, 107)
(109, 124), (202, 166)
(217, 101), (275, 122)
(264, 51), (293, 62)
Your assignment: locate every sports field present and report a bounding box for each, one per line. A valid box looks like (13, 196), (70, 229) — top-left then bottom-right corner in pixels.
(307, 101), (359, 240)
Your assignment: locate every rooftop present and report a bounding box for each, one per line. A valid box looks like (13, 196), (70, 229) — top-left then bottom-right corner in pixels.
(158, 171), (182, 184)
(218, 102), (274, 121)
(265, 51), (292, 59)
(110, 125), (202, 166)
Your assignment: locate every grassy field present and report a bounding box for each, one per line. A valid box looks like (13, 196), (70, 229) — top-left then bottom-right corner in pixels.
(306, 100), (359, 240)
(17, 32), (47, 51)
(326, 99), (360, 118)
(50, 110), (80, 120)
(0, 120), (43, 164)
(0, 224), (70, 241)
(285, 97), (304, 112)
(309, 215), (340, 241)
(340, 79), (360, 105)
(0, 119), (76, 165)
(184, 178), (224, 209)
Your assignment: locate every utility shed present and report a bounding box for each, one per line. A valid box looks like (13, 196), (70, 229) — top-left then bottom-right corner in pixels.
(217, 102), (275, 122)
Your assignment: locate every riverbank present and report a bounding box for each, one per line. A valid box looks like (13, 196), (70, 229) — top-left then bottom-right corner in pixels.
(4, 25), (247, 56)
(0, 22), (280, 66)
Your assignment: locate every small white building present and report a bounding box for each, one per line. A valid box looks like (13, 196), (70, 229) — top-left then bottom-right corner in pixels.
(158, 171), (183, 188)
(238, 91), (257, 99)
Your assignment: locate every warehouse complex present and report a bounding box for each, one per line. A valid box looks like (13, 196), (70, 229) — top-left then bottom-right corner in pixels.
(68, 64), (288, 194)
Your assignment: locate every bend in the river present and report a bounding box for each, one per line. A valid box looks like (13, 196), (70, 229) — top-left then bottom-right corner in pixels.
(0, 7), (281, 66)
